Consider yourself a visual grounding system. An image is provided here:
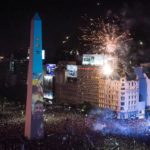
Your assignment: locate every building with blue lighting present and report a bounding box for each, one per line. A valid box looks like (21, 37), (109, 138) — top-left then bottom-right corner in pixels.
(118, 73), (141, 119)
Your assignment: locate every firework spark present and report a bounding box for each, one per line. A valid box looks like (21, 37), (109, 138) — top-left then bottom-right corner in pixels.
(80, 18), (132, 59)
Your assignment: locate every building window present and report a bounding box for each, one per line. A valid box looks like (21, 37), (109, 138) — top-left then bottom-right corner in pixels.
(122, 83), (125, 86)
(121, 92), (125, 95)
(121, 96), (125, 100)
(121, 107), (124, 110)
(121, 88), (125, 90)
(121, 102), (125, 106)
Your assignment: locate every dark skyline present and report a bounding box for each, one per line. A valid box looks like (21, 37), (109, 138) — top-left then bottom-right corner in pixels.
(0, 0), (150, 63)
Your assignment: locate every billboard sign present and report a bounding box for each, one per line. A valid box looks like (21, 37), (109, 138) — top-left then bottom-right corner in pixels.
(31, 73), (44, 139)
(46, 64), (56, 76)
(42, 50), (45, 60)
(43, 75), (54, 100)
(82, 54), (116, 66)
(67, 65), (77, 78)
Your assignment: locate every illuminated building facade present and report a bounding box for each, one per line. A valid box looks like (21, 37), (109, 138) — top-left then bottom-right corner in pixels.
(43, 64), (56, 100)
(135, 66), (150, 118)
(136, 64), (150, 108)
(103, 78), (120, 111)
(55, 64), (121, 112)
(55, 55), (148, 119)
(118, 75), (140, 119)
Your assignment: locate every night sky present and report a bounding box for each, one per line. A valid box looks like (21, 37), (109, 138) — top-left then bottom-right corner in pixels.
(0, 0), (150, 63)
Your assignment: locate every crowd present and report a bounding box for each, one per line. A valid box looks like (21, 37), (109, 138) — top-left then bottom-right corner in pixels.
(0, 104), (149, 150)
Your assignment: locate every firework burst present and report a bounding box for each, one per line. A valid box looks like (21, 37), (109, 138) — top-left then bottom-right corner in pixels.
(80, 18), (132, 67)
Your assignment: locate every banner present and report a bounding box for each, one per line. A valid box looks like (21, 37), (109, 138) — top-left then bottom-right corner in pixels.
(31, 73), (44, 138)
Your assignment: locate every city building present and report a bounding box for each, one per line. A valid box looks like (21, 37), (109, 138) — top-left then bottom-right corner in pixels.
(118, 73), (140, 119)
(0, 57), (28, 87)
(55, 54), (148, 119)
(135, 65), (150, 118)
(43, 64), (56, 100)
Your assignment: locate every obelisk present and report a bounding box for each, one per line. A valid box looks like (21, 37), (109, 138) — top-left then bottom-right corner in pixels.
(25, 13), (44, 139)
